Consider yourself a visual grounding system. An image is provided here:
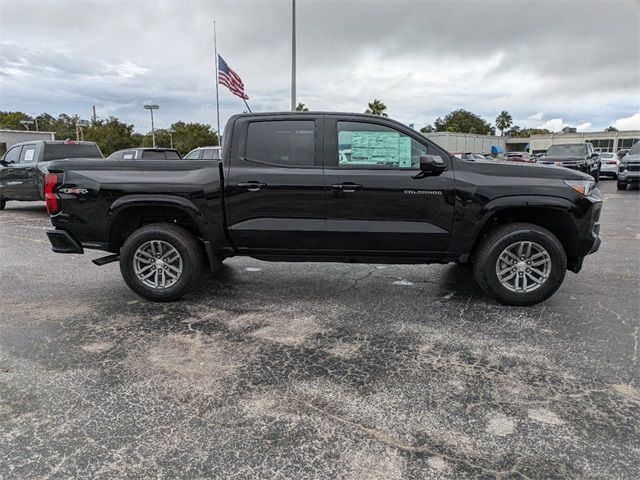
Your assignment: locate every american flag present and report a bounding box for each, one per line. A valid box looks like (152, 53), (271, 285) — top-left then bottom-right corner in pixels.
(218, 54), (248, 100)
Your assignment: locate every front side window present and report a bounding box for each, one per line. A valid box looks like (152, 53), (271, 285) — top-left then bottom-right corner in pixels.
(184, 149), (202, 159)
(201, 148), (220, 160)
(123, 151), (136, 160)
(337, 121), (426, 169)
(246, 120), (315, 167)
(3, 146), (21, 163)
(19, 145), (36, 163)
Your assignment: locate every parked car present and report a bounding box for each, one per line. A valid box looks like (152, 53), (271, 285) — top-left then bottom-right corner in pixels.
(183, 146), (221, 160)
(483, 154), (498, 161)
(537, 143), (601, 181)
(43, 112), (602, 306)
(0, 140), (102, 210)
(598, 152), (620, 178)
(459, 153), (487, 162)
(617, 141), (640, 190)
(107, 148), (181, 160)
(505, 152), (534, 163)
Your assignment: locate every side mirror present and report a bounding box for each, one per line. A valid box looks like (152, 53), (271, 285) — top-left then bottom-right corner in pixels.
(420, 154), (446, 174)
(0, 159), (9, 167)
(590, 152), (599, 158)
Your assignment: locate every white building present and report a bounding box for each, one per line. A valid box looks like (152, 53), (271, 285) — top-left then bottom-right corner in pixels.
(0, 129), (56, 156)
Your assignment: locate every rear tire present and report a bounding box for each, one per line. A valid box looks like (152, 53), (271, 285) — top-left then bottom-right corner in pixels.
(473, 223), (567, 306)
(617, 180), (627, 190)
(0, 197), (5, 210)
(592, 168), (600, 183)
(119, 223), (203, 302)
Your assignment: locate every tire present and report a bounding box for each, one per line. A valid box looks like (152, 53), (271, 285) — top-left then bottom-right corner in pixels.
(119, 223), (203, 302)
(592, 167), (600, 183)
(0, 197), (5, 211)
(473, 223), (567, 306)
(617, 180), (627, 190)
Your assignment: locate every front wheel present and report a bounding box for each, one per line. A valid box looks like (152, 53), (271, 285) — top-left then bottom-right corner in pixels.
(120, 223), (203, 301)
(0, 197), (5, 211)
(617, 180), (627, 190)
(592, 167), (600, 183)
(473, 223), (567, 306)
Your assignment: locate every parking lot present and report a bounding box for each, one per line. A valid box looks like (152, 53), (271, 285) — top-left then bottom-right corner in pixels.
(0, 179), (638, 479)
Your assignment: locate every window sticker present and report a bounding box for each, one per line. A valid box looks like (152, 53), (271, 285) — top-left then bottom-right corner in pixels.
(343, 131), (412, 168)
(24, 149), (35, 162)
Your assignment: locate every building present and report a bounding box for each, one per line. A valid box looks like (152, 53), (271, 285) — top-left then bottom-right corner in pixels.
(425, 129), (640, 156)
(529, 130), (640, 154)
(0, 129), (56, 156)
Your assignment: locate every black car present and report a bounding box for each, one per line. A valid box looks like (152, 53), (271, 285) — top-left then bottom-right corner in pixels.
(0, 140), (102, 209)
(537, 143), (601, 181)
(107, 148), (181, 160)
(43, 112), (602, 306)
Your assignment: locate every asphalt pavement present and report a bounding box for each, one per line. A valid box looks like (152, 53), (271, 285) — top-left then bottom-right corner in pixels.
(1, 179), (639, 479)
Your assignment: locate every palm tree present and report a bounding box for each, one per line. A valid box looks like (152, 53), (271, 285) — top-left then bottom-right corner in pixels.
(495, 111), (513, 136)
(365, 99), (388, 117)
(295, 103), (309, 112)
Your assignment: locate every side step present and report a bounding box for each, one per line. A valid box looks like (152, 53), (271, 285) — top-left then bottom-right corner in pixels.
(92, 254), (120, 266)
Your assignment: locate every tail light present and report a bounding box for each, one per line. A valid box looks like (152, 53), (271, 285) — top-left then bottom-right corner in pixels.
(607, 160), (617, 165)
(45, 173), (61, 215)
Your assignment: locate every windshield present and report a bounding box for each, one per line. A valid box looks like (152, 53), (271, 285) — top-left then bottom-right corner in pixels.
(546, 144), (586, 157)
(628, 142), (640, 156)
(600, 153), (614, 159)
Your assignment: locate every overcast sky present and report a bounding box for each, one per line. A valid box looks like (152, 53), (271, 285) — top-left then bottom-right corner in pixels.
(1, 0), (639, 134)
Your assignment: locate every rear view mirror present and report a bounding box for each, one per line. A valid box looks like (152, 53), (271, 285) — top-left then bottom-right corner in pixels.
(420, 154), (446, 174)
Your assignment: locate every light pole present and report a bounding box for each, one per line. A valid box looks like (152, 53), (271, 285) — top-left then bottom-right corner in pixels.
(291, 0), (296, 111)
(76, 120), (90, 141)
(20, 120), (34, 131)
(144, 104), (159, 147)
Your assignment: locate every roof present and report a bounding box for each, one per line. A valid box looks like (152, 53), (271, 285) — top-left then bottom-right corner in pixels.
(0, 129), (56, 134)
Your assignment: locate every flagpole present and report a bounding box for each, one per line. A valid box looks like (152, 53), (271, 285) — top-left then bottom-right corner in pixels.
(214, 19), (221, 145)
(291, 0), (296, 111)
(243, 98), (252, 113)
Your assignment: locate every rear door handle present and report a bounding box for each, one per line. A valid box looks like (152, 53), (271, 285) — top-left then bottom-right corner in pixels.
(236, 181), (267, 192)
(332, 183), (362, 193)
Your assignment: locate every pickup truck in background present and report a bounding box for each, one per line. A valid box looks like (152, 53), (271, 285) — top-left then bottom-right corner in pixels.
(0, 140), (103, 210)
(43, 112), (602, 306)
(537, 143), (601, 181)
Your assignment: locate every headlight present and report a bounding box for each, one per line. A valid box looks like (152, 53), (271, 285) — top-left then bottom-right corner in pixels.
(619, 163), (627, 172)
(564, 179), (595, 196)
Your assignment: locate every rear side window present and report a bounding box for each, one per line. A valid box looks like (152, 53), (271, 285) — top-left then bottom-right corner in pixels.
(19, 145), (36, 163)
(164, 151), (181, 159)
(246, 120), (315, 167)
(141, 150), (176, 159)
(43, 143), (102, 161)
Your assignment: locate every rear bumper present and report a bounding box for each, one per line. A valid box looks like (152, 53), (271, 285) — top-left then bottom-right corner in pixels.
(46, 228), (84, 254)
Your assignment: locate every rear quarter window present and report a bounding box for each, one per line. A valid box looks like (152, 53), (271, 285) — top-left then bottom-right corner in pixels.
(44, 143), (102, 161)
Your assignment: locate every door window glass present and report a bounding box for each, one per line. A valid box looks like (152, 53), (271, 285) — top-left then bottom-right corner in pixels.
(201, 148), (220, 159)
(337, 121), (427, 169)
(19, 145), (37, 163)
(184, 149), (202, 159)
(4, 146), (21, 163)
(246, 120), (315, 167)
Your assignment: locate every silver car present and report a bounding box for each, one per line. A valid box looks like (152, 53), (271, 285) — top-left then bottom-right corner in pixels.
(617, 141), (640, 190)
(599, 152), (620, 178)
(183, 146), (221, 160)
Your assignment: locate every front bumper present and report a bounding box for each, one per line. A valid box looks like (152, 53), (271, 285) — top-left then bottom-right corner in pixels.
(617, 170), (640, 183)
(46, 228), (84, 254)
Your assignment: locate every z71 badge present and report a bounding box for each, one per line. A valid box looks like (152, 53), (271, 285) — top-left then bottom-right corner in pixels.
(60, 188), (88, 195)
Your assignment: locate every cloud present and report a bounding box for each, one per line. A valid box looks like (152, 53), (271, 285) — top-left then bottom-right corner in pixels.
(576, 122), (592, 132)
(612, 113), (640, 131)
(0, 0), (638, 133)
(539, 118), (565, 132)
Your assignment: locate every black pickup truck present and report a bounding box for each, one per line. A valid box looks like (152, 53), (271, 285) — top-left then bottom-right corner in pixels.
(44, 112), (602, 306)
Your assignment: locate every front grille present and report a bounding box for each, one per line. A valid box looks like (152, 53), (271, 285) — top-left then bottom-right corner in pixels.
(627, 165), (640, 172)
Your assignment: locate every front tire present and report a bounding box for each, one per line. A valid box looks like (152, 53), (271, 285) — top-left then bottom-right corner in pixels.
(592, 167), (600, 182)
(617, 180), (627, 190)
(473, 223), (567, 306)
(0, 197), (5, 211)
(120, 223), (203, 302)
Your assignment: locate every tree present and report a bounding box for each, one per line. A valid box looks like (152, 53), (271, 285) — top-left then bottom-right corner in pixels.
(0, 111), (34, 130)
(84, 117), (136, 156)
(433, 109), (494, 135)
(506, 125), (521, 136)
(295, 103), (309, 112)
(365, 99), (388, 117)
(169, 121), (219, 155)
(605, 126), (618, 132)
(495, 111), (513, 136)
(420, 124), (434, 133)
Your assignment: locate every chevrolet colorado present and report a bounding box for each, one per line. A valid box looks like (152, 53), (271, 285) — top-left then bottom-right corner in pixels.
(44, 112), (602, 305)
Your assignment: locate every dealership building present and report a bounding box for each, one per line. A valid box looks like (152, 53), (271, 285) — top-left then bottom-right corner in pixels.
(0, 129), (56, 156)
(425, 129), (640, 155)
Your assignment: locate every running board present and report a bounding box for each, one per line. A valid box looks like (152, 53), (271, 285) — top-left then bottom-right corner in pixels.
(92, 254), (120, 266)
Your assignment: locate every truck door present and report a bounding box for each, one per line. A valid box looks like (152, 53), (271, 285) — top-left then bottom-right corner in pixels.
(0, 145), (23, 199)
(322, 116), (455, 256)
(14, 144), (39, 200)
(225, 115), (326, 252)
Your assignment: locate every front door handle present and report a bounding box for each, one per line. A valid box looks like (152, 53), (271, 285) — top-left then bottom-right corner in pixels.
(236, 182), (267, 192)
(332, 183), (362, 193)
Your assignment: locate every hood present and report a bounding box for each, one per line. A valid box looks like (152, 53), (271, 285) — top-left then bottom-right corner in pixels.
(539, 155), (585, 162)
(468, 158), (592, 181)
(621, 153), (640, 164)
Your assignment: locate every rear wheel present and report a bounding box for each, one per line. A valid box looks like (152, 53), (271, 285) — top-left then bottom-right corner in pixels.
(617, 180), (627, 190)
(473, 223), (567, 306)
(592, 167), (600, 182)
(120, 223), (203, 301)
(0, 197), (5, 210)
